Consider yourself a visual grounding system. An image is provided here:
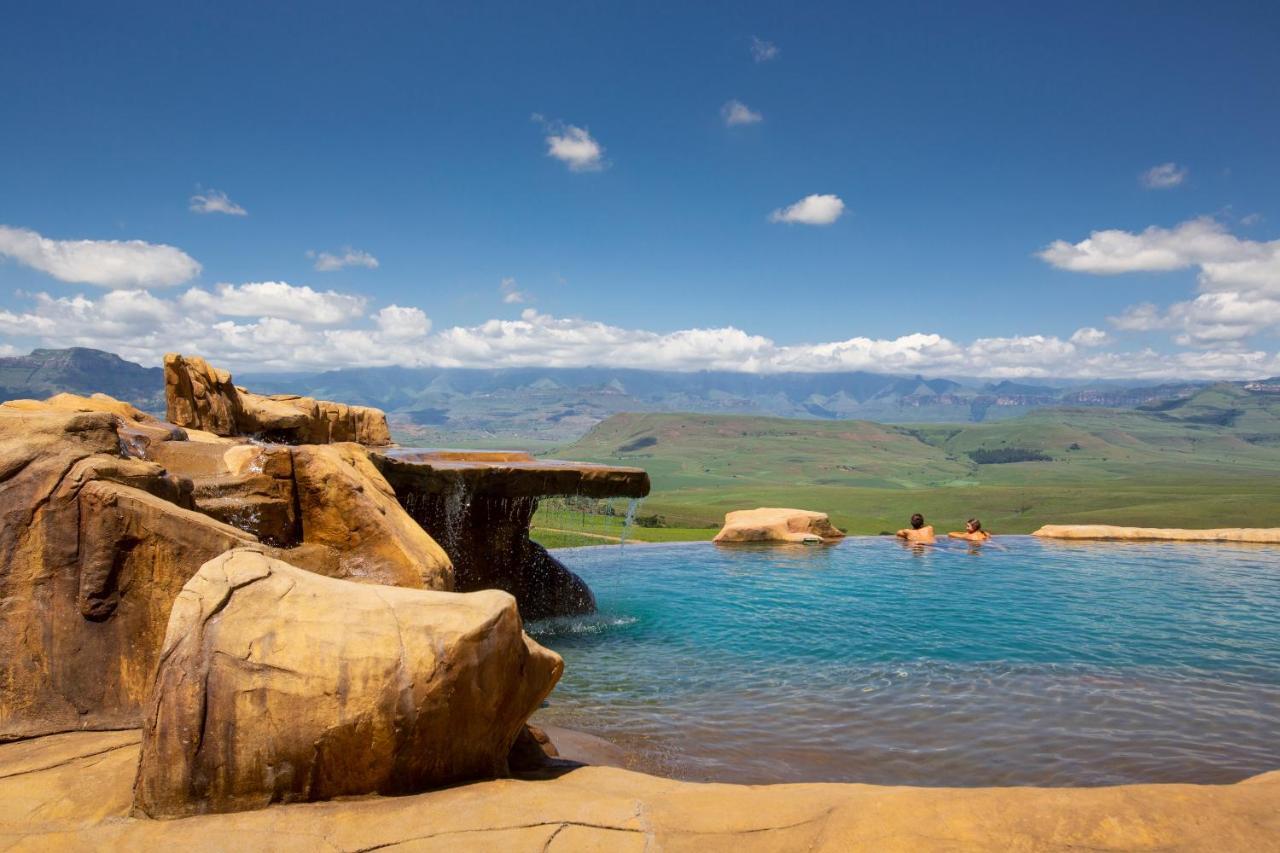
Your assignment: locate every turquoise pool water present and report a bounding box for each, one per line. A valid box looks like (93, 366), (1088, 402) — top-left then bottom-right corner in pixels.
(528, 537), (1280, 787)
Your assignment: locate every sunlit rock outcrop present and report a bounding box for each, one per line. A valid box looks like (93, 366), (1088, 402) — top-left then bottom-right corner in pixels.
(713, 507), (846, 544)
(164, 353), (391, 445)
(289, 443), (453, 588)
(0, 391), (454, 740)
(0, 405), (257, 739)
(132, 549), (562, 818)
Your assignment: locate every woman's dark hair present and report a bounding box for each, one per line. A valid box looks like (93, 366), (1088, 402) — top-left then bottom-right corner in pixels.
(967, 517), (982, 531)
(910, 513), (925, 529)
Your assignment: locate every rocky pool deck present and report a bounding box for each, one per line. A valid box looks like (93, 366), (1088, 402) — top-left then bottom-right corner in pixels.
(4, 731), (1278, 851)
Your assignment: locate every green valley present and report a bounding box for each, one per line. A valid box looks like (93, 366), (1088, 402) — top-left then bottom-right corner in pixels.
(537, 383), (1280, 538)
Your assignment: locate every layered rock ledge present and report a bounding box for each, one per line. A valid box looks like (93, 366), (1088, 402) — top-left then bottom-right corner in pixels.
(5, 730), (1278, 851)
(713, 507), (846, 544)
(1033, 524), (1280, 543)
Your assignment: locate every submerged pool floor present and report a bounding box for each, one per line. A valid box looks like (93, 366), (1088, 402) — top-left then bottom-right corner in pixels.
(528, 537), (1280, 787)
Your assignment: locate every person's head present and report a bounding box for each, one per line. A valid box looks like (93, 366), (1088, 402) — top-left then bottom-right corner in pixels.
(966, 518), (982, 533)
(910, 513), (925, 530)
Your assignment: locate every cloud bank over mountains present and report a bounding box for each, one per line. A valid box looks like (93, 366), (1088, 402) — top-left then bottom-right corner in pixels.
(1, 217), (1278, 379)
(0, 289), (1276, 380)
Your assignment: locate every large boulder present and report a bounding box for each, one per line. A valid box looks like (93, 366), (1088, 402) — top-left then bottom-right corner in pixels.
(713, 507), (846, 544)
(164, 353), (390, 445)
(133, 549), (563, 818)
(0, 406), (258, 739)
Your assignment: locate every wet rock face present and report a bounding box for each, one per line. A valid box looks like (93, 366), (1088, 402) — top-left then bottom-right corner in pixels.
(164, 353), (391, 445)
(396, 488), (596, 621)
(0, 406), (258, 739)
(132, 549), (563, 818)
(372, 452), (649, 619)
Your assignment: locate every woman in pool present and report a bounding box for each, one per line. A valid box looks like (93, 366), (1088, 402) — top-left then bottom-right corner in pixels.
(895, 513), (936, 543)
(948, 518), (991, 542)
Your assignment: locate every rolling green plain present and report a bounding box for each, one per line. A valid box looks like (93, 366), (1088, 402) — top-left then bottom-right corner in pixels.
(530, 383), (1280, 543)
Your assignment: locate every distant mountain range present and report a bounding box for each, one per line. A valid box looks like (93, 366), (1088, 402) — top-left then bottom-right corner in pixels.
(236, 364), (1228, 440)
(4, 347), (1278, 442)
(0, 348), (164, 411)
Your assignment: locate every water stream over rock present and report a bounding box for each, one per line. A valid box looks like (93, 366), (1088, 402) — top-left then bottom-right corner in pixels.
(372, 449), (649, 620)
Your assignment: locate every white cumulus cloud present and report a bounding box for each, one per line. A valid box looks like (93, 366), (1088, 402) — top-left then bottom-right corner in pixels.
(374, 305), (432, 340)
(309, 247), (379, 272)
(500, 277), (529, 304)
(721, 100), (763, 126)
(1109, 303), (1169, 332)
(0, 225), (201, 289)
(769, 194), (845, 226)
(534, 116), (606, 172)
(750, 36), (779, 62)
(1050, 217), (1280, 345)
(189, 189), (248, 216)
(180, 282), (367, 325)
(1038, 218), (1250, 275)
(1070, 327), (1110, 347)
(1140, 162), (1188, 189)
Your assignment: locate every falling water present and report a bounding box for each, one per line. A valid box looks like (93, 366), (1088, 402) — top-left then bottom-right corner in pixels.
(117, 429), (149, 459)
(441, 479), (471, 554)
(619, 497), (642, 547)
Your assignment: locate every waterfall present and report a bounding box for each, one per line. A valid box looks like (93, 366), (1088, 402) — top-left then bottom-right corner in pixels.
(619, 497), (642, 547)
(441, 478), (471, 555)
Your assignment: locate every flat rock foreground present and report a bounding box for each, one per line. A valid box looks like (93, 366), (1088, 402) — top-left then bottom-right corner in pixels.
(4, 731), (1279, 851)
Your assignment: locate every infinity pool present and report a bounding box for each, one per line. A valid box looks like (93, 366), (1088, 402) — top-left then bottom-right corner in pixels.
(528, 537), (1280, 787)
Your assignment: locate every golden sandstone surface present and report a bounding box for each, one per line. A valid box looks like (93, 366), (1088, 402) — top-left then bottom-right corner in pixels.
(713, 507), (847, 544)
(2, 730), (1277, 851)
(1034, 524), (1280, 543)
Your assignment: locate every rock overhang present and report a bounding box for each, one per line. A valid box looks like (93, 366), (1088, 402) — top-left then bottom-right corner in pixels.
(372, 448), (651, 500)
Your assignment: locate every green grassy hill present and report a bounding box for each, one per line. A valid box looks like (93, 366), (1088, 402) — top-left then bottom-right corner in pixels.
(544, 384), (1280, 537)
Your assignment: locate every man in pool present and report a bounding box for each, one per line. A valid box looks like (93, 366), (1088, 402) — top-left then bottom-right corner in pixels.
(895, 513), (935, 543)
(948, 518), (991, 542)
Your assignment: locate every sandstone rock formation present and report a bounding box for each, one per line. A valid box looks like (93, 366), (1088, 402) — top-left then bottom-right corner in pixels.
(0, 405), (258, 739)
(6, 729), (1279, 850)
(133, 549), (562, 818)
(164, 353), (391, 445)
(713, 508), (846, 544)
(144, 430), (453, 588)
(0, 391), (456, 740)
(373, 450), (650, 619)
(1033, 524), (1280, 543)
(290, 443), (453, 588)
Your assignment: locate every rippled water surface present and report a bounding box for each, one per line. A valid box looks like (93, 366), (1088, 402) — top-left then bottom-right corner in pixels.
(527, 537), (1280, 786)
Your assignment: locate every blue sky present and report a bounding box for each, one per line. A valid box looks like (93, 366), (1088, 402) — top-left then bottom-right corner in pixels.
(1, 1), (1278, 377)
